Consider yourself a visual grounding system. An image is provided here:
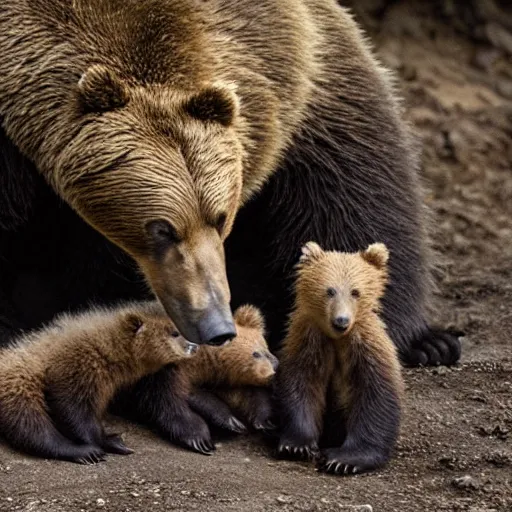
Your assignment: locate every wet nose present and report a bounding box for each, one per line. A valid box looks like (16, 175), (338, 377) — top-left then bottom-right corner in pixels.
(332, 316), (351, 332)
(268, 353), (279, 371)
(197, 308), (237, 346)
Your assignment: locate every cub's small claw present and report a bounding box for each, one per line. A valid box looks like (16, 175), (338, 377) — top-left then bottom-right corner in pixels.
(226, 416), (247, 434)
(277, 442), (318, 461)
(187, 437), (215, 455)
(253, 419), (276, 432)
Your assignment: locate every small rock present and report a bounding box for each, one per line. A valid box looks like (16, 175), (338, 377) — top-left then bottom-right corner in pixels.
(276, 495), (293, 505)
(130, 492), (140, 498)
(96, 498), (106, 507)
(433, 366), (448, 376)
(452, 475), (480, 490)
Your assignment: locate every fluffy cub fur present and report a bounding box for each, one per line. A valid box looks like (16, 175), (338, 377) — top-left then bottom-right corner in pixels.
(0, 301), (196, 464)
(277, 242), (404, 475)
(112, 304), (278, 455)
(185, 305), (278, 442)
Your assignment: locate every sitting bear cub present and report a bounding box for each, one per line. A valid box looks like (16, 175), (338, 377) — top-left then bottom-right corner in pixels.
(277, 242), (404, 475)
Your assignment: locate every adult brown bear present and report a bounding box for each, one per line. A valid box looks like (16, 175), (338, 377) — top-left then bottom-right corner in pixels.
(0, 0), (460, 457)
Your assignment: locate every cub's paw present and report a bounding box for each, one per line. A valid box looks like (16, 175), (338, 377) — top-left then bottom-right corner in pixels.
(224, 415), (248, 434)
(253, 418), (277, 432)
(278, 434), (319, 461)
(102, 433), (134, 456)
(167, 412), (216, 455)
(317, 447), (388, 476)
(72, 445), (107, 465)
(404, 327), (463, 367)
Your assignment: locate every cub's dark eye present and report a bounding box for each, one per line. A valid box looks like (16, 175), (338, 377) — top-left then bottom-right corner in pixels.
(351, 289), (360, 299)
(146, 219), (180, 245)
(252, 351), (262, 359)
(327, 287), (337, 298)
(166, 327), (181, 338)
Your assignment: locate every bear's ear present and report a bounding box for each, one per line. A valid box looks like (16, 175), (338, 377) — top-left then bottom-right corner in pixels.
(77, 65), (129, 114)
(299, 241), (324, 265)
(123, 312), (146, 335)
(361, 243), (389, 270)
(184, 83), (239, 127)
(233, 304), (265, 332)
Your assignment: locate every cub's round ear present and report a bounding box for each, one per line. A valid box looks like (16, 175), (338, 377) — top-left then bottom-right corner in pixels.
(299, 241), (324, 265)
(184, 82), (239, 127)
(233, 304), (265, 332)
(77, 65), (129, 114)
(361, 243), (389, 270)
(124, 312), (146, 335)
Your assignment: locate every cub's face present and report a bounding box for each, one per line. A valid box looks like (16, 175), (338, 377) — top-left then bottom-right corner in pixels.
(296, 242), (389, 339)
(125, 311), (198, 370)
(220, 305), (279, 387)
(58, 65), (245, 345)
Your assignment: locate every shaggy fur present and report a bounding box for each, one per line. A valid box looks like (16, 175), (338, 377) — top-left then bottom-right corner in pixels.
(112, 304), (278, 454)
(277, 242), (404, 475)
(0, 301), (196, 463)
(0, 0), (460, 451)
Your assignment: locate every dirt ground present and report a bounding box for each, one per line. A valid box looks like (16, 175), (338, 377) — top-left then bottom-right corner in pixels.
(1, 2), (511, 511)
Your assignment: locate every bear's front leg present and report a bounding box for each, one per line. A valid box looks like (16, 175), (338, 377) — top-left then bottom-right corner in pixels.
(318, 323), (403, 475)
(217, 387), (276, 432)
(111, 365), (215, 455)
(277, 329), (335, 461)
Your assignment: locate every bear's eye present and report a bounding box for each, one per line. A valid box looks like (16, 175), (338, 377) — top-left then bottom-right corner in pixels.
(252, 351), (263, 359)
(146, 220), (181, 246)
(212, 213), (227, 234)
(166, 327), (181, 338)
(326, 287), (337, 298)
(351, 289), (360, 299)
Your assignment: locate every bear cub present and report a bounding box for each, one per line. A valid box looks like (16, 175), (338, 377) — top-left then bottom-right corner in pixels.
(277, 242), (404, 475)
(0, 301), (197, 464)
(169, 304), (279, 454)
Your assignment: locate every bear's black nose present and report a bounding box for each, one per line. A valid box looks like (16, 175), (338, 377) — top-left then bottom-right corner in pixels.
(332, 316), (350, 332)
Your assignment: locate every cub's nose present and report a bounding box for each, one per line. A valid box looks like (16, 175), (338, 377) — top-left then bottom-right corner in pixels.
(332, 316), (351, 333)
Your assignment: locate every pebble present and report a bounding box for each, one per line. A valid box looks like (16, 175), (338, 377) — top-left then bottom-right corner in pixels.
(452, 475), (480, 490)
(276, 495), (293, 504)
(96, 498), (106, 507)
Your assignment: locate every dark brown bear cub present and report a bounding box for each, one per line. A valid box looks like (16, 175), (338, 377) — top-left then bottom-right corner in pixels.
(0, 301), (196, 464)
(277, 242), (404, 475)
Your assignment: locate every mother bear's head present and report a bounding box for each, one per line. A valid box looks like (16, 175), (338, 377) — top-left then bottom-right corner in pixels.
(57, 65), (245, 345)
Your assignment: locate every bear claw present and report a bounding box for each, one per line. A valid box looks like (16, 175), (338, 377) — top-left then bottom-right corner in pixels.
(253, 419), (277, 432)
(317, 447), (387, 476)
(277, 443), (318, 461)
(226, 416), (248, 434)
(404, 327), (462, 367)
(187, 438), (215, 455)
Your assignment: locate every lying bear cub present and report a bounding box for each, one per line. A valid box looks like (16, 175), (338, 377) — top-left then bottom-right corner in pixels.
(277, 242), (404, 475)
(0, 301), (276, 463)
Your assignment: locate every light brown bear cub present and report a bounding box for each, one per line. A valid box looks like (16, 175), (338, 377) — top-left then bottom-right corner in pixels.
(0, 301), (197, 464)
(110, 304), (278, 455)
(150, 305), (279, 455)
(277, 242), (404, 475)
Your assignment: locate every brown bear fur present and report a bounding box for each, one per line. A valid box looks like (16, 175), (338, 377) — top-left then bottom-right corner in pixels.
(277, 242), (404, 475)
(112, 304), (278, 454)
(184, 304), (278, 438)
(0, 0), (460, 453)
(0, 301), (196, 463)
